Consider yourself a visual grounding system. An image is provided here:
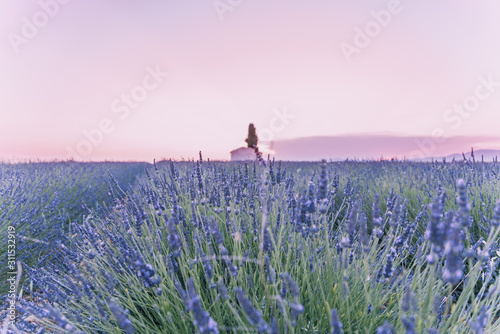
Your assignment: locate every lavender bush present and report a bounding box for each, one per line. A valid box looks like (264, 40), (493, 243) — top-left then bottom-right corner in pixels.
(3, 158), (500, 333)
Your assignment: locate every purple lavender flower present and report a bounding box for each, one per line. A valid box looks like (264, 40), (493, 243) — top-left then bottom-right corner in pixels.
(425, 196), (446, 264)
(383, 247), (397, 279)
(318, 160), (328, 201)
(260, 219), (274, 254)
(107, 299), (135, 334)
(133, 256), (161, 287)
(270, 317), (279, 334)
(389, 198), (401, 228)
(253, 145), (266, 166)
(289, 301), (304, 326)
(372, 194), (383, 237)
(402, 316), (416, 334)
(178, 279), (219, 334)
(196, 161), (204, 192)
(280, 272), (300, 299)
(234, 287), (269, 332)
(469, 306), (488, 334)
(219, 245), (238, 276)
(343, 178), (353, 199)
(264, 256), (276, 283)
(209, 216), (224, 246)
(490, 199), (500, 228)
(247, 274), (254, 290)
(359, 213), (370, 252)
(191, 201), (199, 228)
(377, 320), (396, 334)
(306, 181), (316, 213)
(45, 305), (77, 333)
(64, 275), (82, 301)
(457, 179), (471, 228)
(195, 232), (214, 280)
(269, 159), (276, 186)
(401, 284), (417, 313)
(296, 191), (308, 233)
(343, 200), (359, 248)
(331, 173), (339, 195)
(386, 188), (396, 211)
(343, 274), (349, 300)
(166, 217), (182, 257)
(330, 309), (343, 334)
(443, 219), (463, 284)
(217, 278), (228, 300)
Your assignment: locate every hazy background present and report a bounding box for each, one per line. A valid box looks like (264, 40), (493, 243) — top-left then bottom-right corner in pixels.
(1, 0), (500, 161)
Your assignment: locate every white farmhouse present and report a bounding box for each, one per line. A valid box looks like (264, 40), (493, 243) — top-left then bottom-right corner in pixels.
(230, 147), (255, 161)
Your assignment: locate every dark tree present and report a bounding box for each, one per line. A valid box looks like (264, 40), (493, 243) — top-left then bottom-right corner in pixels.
(245, 123), (258, 148)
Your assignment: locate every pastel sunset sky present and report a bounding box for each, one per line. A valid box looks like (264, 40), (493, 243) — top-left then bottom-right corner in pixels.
(1, 0), (500, 161)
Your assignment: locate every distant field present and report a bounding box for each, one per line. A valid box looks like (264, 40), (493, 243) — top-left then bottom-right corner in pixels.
(2, 159), (500, 333)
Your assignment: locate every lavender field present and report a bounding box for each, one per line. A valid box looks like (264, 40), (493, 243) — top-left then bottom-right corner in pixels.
(1, 158), (500, 334)
(3, 0), (500, 333)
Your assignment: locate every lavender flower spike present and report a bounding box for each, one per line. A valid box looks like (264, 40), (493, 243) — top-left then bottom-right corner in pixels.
(443, 218), (463, 284)
(377, 321), (396, 334)
(280, 272), (300, 299)
(330, 309), (343, 334)
(424, 196), (446, 264)
(107, 299), (135, 334)
(166, 217), (182, 257)
(186, 279), (219, 334)
(469, 306), (488, 334)
(490, 199), (500, 228)
(234, 287), (269, 332)
(457, 179), (471, 228)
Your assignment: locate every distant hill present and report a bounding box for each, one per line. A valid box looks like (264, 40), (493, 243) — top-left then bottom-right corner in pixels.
(269, 135), (500, 161)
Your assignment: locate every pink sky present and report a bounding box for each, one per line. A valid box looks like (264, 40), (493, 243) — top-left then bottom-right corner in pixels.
(1, 0), (500, 161)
